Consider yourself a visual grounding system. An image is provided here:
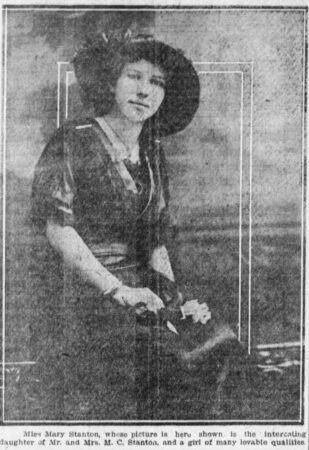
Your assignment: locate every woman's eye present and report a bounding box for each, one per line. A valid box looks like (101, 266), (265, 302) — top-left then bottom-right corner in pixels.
(127, 73), (140, 80)
(151, 78), (165, 89)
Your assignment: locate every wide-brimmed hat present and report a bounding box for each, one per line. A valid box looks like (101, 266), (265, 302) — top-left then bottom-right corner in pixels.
(72, 33), (200, 137)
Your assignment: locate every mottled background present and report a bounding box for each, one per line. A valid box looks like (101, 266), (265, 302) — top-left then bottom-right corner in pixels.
(3, 7), (305, 420)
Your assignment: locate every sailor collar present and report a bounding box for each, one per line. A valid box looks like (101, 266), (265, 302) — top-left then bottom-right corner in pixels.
(94, 116), (140, 165)
(87, 117), (154, 202)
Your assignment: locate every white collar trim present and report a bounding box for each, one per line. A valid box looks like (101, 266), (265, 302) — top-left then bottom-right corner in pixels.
(95, 117), (140, 164)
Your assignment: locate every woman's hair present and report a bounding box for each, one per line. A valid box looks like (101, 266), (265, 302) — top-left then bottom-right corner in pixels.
(73, 33), (200, 137)
(73, 35), (172, 116)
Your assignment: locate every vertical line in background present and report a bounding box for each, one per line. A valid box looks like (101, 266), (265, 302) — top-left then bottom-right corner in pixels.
(248, 63), (254, 355)
(299, 9), (307, 422)
(2, 6), (8, 422)
(198, 69), (245, 342)
(238, 72), (244, 342)
(57, 62), (61, 128)
(65, 71), (70, 120)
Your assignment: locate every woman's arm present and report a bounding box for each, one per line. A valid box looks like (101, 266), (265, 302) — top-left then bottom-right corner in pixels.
(147, 244), (183, 307)
(46, 218), (164, 313)
(149, 245), (175, 282)
(46, 218), (121, 294)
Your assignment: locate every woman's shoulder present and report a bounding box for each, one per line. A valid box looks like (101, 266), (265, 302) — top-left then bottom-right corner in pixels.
(60, 117), (96, 136)
(37, 118), (98, 165)
(43, 117), (94, 143)
(44, 118), (98, 153)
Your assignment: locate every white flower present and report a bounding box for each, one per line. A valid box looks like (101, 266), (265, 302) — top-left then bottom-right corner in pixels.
(180, 299), (212, 325)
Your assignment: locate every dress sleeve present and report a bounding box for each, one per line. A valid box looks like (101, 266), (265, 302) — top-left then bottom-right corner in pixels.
(31, 126), (76, 230)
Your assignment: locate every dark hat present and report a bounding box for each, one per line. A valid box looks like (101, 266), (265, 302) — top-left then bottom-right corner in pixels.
(72, 33), (200, 137)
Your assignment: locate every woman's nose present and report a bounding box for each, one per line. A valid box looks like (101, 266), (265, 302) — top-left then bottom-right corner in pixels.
(136, 79), (151, 98)
(137, 90), (148, 99)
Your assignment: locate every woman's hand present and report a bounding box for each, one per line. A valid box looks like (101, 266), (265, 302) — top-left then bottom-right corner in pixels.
(112, 286), (165, 315)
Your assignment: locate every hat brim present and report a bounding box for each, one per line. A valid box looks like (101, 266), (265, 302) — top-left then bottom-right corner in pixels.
(138, 40), (200, 137)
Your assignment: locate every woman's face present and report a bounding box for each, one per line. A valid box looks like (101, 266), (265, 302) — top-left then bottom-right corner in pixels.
(111, 59), (166, 123)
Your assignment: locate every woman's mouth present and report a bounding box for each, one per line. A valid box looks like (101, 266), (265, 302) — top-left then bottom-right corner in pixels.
(129, 101), (149, 108)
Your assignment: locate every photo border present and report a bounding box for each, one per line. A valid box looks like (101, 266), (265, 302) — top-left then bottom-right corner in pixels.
(1, 3), (307, 426)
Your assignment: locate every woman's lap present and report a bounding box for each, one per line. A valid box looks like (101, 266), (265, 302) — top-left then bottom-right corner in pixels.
(28, 257), (239, 420)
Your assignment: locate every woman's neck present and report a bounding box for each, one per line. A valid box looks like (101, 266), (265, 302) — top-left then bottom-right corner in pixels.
(102, 112), (143, 153)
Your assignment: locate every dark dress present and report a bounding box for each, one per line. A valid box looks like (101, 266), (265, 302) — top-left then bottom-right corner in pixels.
(30, 117), (180, 420)
(29, 117), (241, 421)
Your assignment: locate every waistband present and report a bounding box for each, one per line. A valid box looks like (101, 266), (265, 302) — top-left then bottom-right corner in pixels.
(90, 242), (137, 268)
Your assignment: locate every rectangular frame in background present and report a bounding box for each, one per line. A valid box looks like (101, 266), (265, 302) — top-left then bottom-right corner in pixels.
(60, 60), (253, 348)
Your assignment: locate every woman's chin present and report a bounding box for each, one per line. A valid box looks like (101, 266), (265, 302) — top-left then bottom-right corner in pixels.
(122, 106), (155, 123)
(124, 113), (150, 124)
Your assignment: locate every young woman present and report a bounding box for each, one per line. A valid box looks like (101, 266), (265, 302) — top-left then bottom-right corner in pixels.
(30, 34), (238, 420)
